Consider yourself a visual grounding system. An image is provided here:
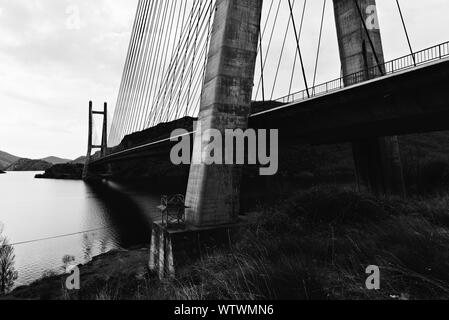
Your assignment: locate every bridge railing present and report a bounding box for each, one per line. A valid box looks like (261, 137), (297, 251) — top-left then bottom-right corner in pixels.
(275, 41), (449, 104)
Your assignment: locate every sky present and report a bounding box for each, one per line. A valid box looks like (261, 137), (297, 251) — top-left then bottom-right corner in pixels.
(0, 0), (449, 160)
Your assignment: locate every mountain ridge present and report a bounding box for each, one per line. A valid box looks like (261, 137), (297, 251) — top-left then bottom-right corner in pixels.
(5, 158), (53, 171)
(0, 150), (85, 171)
(41, 156), (72, 165)
(0, 150), (21, 170)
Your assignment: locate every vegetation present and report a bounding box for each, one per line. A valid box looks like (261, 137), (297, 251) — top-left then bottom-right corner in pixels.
(39, 186), (448, 300)
(35, 164), (84, 180)
(5, 158), (52, 172)
(170, 188), (449, 300)
(0, 225), (18, 295)
(0, 150), (20, 171)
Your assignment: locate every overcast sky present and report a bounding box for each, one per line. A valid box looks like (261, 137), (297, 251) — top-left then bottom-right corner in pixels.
(0, 0), (448, 160)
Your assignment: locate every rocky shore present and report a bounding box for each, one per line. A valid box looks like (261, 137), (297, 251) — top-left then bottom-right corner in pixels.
(35, 163), (84, 180)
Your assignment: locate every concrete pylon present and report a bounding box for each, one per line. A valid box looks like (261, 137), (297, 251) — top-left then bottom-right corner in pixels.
(82, 101), (93, 180)
(333, 0), (406, 197)
(184, 0), (263, 227)
(101, 102), (108, 158)
(82, 101), (108, 180)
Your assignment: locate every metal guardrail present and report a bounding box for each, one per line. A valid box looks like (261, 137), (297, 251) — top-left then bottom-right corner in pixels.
(275, 41), (449, 104)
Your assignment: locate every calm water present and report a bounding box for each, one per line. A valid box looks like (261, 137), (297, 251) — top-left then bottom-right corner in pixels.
(0, 172), (163, 287)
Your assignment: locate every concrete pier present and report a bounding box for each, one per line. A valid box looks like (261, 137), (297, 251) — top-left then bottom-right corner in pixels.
(83, 101), (109, 180)
(184, 0), (263, 227)
(148, 220), (244, 279)
(82, 101), (94, 180)
(333, 0), (406, 196)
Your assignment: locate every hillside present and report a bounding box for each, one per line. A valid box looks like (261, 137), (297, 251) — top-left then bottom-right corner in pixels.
(41, 156), (71, 165)
(6, 159), (53, 171)
(71, 156), (86, 164)
(35, 163), (84, 180)
(0, 150), (20, 170)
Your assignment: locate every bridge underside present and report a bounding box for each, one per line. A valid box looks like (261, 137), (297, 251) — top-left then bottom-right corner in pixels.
(250, 58), (449, 145)
(89, 57), (449, 172)
(87, 57), (449, 203)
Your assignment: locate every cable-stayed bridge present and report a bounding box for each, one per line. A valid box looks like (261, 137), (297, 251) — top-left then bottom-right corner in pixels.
(82, 0), (449, 275)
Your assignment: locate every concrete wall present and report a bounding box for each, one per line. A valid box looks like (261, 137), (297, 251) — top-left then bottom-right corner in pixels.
(184, 0), (263, 227)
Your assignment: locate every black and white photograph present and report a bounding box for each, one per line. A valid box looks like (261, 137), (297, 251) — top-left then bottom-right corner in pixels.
(1, 0), (449, 310)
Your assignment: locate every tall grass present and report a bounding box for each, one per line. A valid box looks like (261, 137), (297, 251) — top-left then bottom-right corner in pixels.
(164, 187), (449, 300)
(71, 186), (449, 300)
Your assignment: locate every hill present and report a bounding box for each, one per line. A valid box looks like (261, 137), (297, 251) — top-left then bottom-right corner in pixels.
(71, 156), (86, 164)
(35, 163), (84, 180)
(6, 159), (53, 171)
(0, 150), (20, 170)
(41, 156), (72, 165)
(6, 131), (449, 300)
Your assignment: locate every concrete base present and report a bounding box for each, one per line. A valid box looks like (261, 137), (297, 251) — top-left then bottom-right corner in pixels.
(148, 219), (246, 279)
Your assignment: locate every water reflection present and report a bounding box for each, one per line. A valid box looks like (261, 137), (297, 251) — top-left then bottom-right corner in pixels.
(0, 172), (164, 286)
(85, 181), (154, 248)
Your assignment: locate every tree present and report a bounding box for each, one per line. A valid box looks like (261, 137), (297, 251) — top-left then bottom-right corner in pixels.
(0, 225), (18, 295)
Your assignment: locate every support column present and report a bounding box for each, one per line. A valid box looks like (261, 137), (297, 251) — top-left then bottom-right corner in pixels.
(333, 0), (406, 196)
(82, 101), (93, 180)
(82, 101), (108, 180)
(101, 102), (108, 157)
(184, 0), (263, 227)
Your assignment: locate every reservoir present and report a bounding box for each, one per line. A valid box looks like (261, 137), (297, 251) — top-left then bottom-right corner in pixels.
(0, 172), (162, 287)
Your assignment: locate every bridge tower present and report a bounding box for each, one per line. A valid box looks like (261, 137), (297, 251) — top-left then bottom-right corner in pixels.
(82, 101), (108, 180)
(184, 0), (264, 227)
(333, 0), (406, 196)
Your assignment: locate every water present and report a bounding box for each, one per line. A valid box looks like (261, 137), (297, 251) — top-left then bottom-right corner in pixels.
(0, 172), (163, 287)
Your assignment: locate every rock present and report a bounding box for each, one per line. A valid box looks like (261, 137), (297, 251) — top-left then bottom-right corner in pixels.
(35, 164), (84, 180)
(0, 170), (6, 174)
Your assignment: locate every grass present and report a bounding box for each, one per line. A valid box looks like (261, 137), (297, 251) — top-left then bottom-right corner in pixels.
(165, 187), (449, 300)
(57, 186), (449, 300)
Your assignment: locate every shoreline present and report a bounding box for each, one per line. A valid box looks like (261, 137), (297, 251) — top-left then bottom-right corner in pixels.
(3, 246), (150, 300)
(34, 163), (83, 180)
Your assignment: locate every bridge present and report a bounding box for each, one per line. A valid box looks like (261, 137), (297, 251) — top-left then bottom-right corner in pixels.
(83, 0), (449, 276)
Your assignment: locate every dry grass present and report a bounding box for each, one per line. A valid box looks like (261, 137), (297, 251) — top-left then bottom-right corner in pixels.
(75, 186), (449, 300)
(171, 188), (449, 300)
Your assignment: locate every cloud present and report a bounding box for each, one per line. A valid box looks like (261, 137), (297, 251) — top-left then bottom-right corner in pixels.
(0, 0), (138, 159)
(0, 0), (449, 159)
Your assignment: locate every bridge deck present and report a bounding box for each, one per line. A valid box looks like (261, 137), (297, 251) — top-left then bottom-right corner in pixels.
(90, 51), (449, 165)
(250, 56), (449, 144)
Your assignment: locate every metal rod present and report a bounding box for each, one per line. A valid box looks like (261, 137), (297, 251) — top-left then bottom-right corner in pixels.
(396, 0), (416, 66)
(287, 0), (310, 98)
